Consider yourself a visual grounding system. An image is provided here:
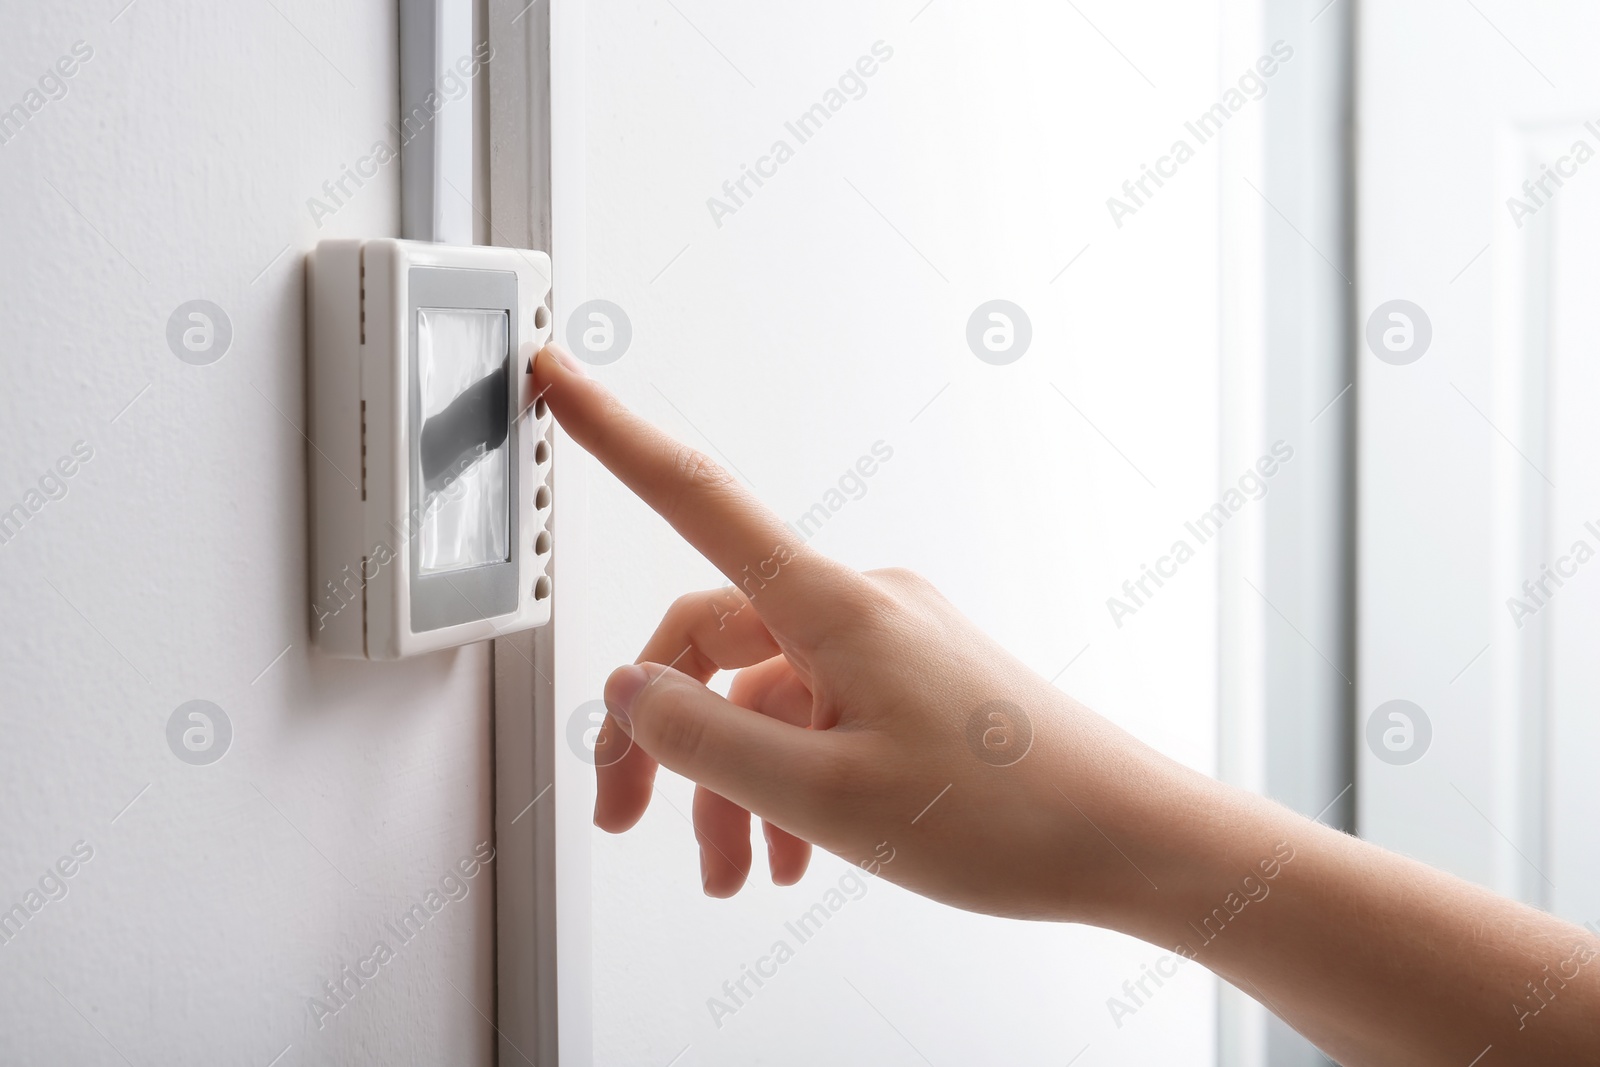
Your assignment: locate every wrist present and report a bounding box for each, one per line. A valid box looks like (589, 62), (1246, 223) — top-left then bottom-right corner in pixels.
(1065, 741), (1300, 952)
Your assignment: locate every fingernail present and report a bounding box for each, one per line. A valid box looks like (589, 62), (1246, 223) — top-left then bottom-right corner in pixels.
(548, 344), (589, 377)
(700, 845), (711, 892)
(604, 663), (651, 730)
(531, 346), (583, 391)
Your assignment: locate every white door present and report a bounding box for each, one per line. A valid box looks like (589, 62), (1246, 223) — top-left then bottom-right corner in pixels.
(1359, 0), (1600, 929)
(0, 3), (499, 1064)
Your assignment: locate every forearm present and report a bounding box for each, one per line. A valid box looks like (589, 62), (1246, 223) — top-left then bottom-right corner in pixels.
(1088, 757), (1600, 1065)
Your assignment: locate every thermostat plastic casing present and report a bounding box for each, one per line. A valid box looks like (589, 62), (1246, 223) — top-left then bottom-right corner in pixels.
(306, 238), (553, 659)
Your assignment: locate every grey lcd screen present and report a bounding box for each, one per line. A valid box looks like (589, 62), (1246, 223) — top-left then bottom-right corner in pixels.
(407, 266), (519, 634)
(415, 307), (511, 575)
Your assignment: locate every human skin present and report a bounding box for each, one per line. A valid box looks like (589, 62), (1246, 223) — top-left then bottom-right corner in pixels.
(532, 344), (1600, 1066)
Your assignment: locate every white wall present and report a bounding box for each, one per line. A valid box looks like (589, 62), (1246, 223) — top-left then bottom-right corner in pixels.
(560, 2), (1236, 1063)
(0, 4), (496, 1064)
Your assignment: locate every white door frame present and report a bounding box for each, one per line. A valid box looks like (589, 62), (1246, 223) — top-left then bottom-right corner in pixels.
(1217, 1), (1353, 1065)
(486, 1), (591, 1063)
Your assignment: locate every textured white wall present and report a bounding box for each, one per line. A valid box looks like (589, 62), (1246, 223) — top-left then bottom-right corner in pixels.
(0, 4), (496, 1065)
(558, 2), (1229, 1064)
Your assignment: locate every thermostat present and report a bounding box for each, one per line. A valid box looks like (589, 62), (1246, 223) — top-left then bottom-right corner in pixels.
(306, 238), (553, 659)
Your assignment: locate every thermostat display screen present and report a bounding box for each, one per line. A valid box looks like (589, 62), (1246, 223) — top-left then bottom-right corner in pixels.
(415, 307), (511, 575)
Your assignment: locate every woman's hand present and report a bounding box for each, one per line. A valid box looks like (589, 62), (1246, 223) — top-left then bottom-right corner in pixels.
(531, 344), (1182, 922)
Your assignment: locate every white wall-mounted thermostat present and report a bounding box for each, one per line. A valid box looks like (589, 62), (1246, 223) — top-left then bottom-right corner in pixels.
(306, 238), (553, 659)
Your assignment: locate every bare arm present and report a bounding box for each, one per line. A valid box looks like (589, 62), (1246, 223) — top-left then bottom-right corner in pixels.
(1094, 756), (1600, 1065)
(534, 345), (1600, 1066)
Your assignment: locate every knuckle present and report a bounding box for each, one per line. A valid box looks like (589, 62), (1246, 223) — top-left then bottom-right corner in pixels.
(662, 447), (737, 524)
(879, 566), (919, 587)
(661, 586), (749, 652)
(821, 576), (901, 638)
(638, 682), (711, 764)
(841, 567), (929, 618)
(874, 567), (936, 595)
(866, 568), (952, 620)
(705, 584), (750, 619)
(664, 590), (708, 626)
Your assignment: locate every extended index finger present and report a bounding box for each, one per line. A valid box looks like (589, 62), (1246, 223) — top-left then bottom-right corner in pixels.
(532, 345), (854, 631)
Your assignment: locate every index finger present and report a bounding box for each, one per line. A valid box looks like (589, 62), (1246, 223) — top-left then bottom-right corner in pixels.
(532, 345), (855, 631)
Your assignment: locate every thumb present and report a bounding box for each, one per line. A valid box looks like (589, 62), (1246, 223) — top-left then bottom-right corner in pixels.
(605, 662), (828, 829)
